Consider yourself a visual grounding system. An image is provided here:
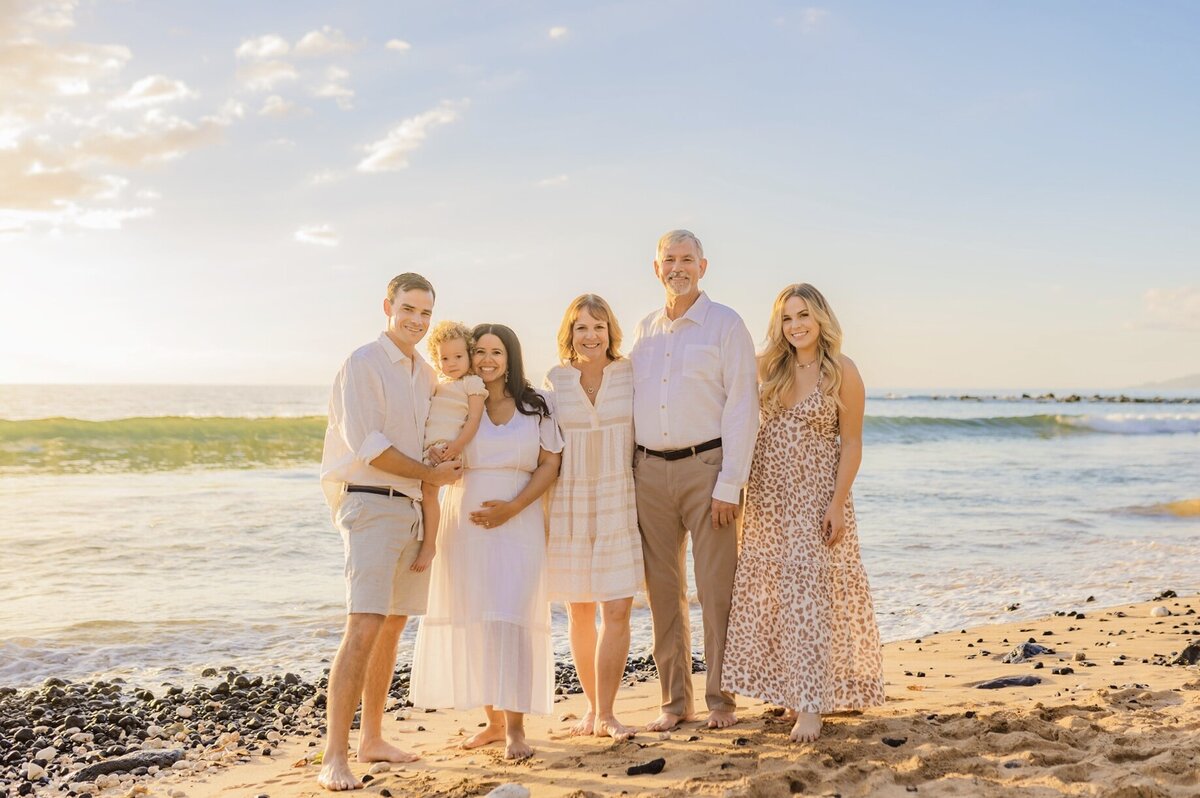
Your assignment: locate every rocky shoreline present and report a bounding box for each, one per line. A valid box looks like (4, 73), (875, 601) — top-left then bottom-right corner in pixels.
(914, 392), (1197, 404)
(1, 654), (691, 796)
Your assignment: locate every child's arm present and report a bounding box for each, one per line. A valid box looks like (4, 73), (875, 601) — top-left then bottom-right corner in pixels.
(441, 393), (485, 460)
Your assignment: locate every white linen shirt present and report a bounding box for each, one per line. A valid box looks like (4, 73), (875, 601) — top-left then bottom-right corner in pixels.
(629, 292), (760, 505)
(320, 332), (435, 512)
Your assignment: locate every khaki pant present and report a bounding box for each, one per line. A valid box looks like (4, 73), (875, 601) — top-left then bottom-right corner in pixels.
(634, 446), (738, 715)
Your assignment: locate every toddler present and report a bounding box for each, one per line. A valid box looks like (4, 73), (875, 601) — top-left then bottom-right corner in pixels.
(412, 321), (487, 572)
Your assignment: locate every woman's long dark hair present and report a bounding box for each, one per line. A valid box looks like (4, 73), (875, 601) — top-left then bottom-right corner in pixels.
(471, 323), (551, 418)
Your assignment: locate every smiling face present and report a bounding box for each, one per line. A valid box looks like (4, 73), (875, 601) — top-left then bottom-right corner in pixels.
(436, 336), (470, 379)
(384, 288), (434, 354)
(781, 295), (820, 357)
(472, 333), (508, 386)
(654, 239), (707, 300)
(570, 307), (611, 363)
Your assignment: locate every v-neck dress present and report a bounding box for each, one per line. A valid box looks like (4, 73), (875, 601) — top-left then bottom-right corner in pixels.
(721, 378), (885, 713)
(543, 361), (643, 603)
(410, 399), (564, 715)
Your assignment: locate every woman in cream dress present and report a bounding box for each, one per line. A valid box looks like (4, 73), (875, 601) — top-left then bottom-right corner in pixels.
(544, 294), (643, 740)
(411, 324), (563, 760)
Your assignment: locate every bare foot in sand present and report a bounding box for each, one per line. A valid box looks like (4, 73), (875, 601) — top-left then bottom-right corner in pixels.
(505, 728), (533, 760)
(706, 709), (738, 729)
(644, 711), (690, 732)
(594, 714), (637, 741)
(317, 756), (361, 791)
(789, 711), (821, 742)
(462, 723), (506, 749)
(569, 710), (596, 736)
(356, 739), (419, 763)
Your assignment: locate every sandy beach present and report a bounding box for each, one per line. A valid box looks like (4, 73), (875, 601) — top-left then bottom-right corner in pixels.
(62, 593), (1195, 798)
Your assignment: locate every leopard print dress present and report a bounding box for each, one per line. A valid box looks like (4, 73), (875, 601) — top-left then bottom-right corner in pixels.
(721, 378), (885, 713)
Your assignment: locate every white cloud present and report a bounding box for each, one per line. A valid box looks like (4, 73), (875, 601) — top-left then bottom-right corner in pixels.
(236, 34), (289, 60)
(548, 26), (568, 40)
(294, 26), (358, 57)
(1139, 286), (1200, 332)
(800, 7), (830, 32)
(294, 224), (339, 247)
(385, 39), (411, 52)
(537, 174), (568, 188)
(259, 94), (304, 118)
(109, 75), (196, 109)
(21, 0), (78, 31)
(313, 65), (354, 109)
(307, 169), (344, 186)
(237, 59), (298, 92)
(356, 99), (467, 173)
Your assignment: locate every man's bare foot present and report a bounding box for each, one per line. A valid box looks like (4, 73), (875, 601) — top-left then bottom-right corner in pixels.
(705, 709), (738, 729)
(644, 711), (690, 732)
(505, 728), (533, 760)
(356, 739), (420, 763)
(594, 714), (637, 741)
(789, 711), (821, 742)
(569, 711), (596, 736)
(462, 723), (506, 749)
(317, 755), (361, 791)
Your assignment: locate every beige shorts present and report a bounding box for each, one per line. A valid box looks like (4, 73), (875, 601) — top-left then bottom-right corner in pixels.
(334, 492), (429, 616)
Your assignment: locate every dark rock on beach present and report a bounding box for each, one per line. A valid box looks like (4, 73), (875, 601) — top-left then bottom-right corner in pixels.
(976, 676), (1041, 689)
(1000, 643), (1053, 664)
(73, 750), (184, 782)
(626, 757), (666, 776)
(1172, 644), (1200, 666)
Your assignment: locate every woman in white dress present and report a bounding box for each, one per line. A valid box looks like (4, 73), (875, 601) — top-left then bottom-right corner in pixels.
(411, 323), (563, 760)
(543, 294), (643, 740)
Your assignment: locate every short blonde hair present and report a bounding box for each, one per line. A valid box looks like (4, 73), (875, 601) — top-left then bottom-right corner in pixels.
(656, 229), (704, 260)
(557, 294), (624, 363)
(426, 320), (473, 361)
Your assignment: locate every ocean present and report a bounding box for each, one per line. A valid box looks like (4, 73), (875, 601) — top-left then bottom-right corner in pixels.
(1, 384), (1197, 689)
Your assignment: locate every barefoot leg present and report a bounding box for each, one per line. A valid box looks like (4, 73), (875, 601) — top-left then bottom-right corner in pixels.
(644, 711), (690, 732)
(592, 598), (635, 739)
(319, 613), (384, 791)
(462, 706), (506, 749)
(566, 602), (599, 735)
(504, 711), (533, 760)
(789, 711), (821, 742)
(357, 615), (420, 763)
(594, 714), (637, 741)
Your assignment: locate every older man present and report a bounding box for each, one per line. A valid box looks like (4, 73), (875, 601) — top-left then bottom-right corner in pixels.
(317, 273), (463, 791)
(629, 230), (759, 731)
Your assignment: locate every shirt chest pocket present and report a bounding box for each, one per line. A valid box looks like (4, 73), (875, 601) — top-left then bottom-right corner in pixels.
(683, 344), (720, 382)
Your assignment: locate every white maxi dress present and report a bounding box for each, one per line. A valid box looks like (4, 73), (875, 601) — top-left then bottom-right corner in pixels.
(411, 404), (563, 715)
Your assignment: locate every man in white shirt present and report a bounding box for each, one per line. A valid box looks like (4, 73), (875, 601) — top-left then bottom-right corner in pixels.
(317, 273), (463, 791)
(629, 230), (760, 732)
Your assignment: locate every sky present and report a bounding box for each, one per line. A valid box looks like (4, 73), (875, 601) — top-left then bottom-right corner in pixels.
(1, 0), (1198, 390)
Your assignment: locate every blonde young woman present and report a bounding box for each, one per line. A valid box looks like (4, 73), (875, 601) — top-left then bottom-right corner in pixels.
(721, 284), (885, 743)
(543, 294), (643, 740)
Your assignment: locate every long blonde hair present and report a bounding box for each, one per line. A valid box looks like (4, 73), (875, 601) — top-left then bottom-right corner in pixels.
(759, 283), (844, 411)
(557, 294), (624, 363)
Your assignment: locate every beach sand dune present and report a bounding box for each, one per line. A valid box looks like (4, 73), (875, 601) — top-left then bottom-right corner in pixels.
(102, 595), (1200, 797)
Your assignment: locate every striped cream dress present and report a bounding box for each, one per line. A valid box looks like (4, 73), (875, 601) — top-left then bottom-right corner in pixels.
(544, 360), (644, 603)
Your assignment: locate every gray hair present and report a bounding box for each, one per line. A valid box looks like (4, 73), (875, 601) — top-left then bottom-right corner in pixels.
(656, 229), (704, 260)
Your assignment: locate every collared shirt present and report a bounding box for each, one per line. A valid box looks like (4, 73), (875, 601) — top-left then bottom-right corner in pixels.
(320, 332), (435, 510)
(629, 291), (760, 504)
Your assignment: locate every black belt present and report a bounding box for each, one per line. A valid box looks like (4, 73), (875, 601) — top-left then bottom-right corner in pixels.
(345, 484), (420, 501)
(636, 437), (722, 461)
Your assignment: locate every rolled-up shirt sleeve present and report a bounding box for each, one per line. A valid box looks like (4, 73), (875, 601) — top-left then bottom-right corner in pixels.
(332, 356), (395, 467)
(713, 319), (760, 504)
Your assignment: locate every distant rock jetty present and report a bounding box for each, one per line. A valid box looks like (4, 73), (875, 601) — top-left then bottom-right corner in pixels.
(904, 393), (1196, 404)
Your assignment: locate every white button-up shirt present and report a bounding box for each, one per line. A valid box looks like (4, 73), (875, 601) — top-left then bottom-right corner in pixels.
(629, 292), (760, 504)
(320, 332), (435, 510)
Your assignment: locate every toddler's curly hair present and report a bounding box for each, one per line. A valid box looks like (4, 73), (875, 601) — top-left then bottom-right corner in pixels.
(426, 320), (474, 361)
